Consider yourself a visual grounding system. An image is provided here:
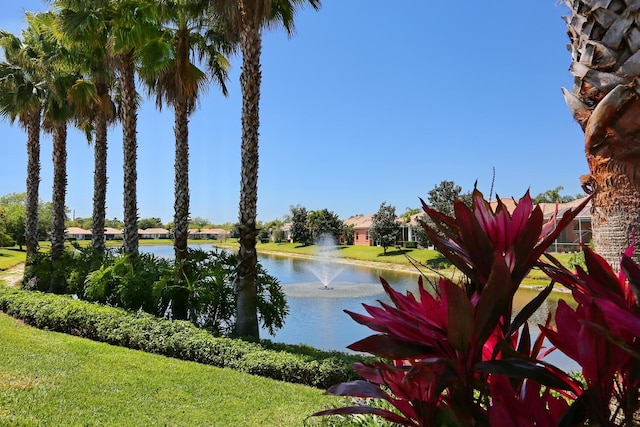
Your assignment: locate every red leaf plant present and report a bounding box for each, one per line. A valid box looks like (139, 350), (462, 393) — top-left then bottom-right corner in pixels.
(540, 244), (640, 426)
(312, 190), (589, 426)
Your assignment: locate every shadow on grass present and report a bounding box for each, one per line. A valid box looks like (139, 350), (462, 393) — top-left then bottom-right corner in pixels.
(377, 248), (412, 257)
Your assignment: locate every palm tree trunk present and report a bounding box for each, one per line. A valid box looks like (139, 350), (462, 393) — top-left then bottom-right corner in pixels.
(120, 53), (139, 257)
(234, 14), (262, 338)
(24, 109), (41, 267)
(50, 123), (67, 294)
(91, 115), (108, 253)
(173, 97), (190, 320)
(563, 0), (640, 268)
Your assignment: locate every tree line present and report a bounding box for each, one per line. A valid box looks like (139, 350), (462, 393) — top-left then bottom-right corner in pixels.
(0, 0), (321, 339)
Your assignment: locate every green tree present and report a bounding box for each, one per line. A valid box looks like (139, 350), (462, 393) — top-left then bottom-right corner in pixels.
(189, 216), (212, 230)
(212, 0), (322, 338)
(138, 217), (164, 229)
(369, 202), (400, 255)
(341, 223), (354, 245)
(289, 205), (310, 244)
(29, 11), (98, 293)
(104, 217), (123, 229)
(0, 27), (46, 265)
(414, 181), (472, 247)
(142, 0), (234, 273)
(307, 208), (342, 243)
(54, 0), (119, 254)
(532, 186), (579, 204)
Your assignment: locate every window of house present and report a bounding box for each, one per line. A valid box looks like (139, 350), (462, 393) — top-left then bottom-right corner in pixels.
(355, 232), (359, 241)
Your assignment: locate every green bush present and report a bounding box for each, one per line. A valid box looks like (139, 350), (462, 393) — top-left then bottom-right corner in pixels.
(0, 285), (360, 389)
(402, 241), (417, 248)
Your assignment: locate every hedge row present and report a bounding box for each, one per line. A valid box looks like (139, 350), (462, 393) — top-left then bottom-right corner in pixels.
(0, 285), (361, 389)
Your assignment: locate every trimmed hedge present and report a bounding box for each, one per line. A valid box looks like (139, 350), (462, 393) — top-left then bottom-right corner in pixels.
(0, 285), (361, 389)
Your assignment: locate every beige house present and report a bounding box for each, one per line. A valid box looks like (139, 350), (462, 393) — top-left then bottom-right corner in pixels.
(343, 214), (375, 246)
(489, 197), (592, 252)
(345, 197), (592, 252)
(138, 228), (170, 239)
(188, 228), (228, 240)
(64, 227), (93, 240)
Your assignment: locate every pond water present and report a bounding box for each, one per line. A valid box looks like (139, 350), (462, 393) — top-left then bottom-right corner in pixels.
(142, 244), (579, 372)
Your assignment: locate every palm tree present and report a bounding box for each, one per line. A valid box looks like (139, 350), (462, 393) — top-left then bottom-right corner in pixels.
(563, 1), (640, 267)
(211, 0), (321, 337)
(52, 0), (164, 257)
(53, 0), (118, 254)
(141, 0), (233, 320)
(0, 28), (46, 269)
(27, 11), (99, 293)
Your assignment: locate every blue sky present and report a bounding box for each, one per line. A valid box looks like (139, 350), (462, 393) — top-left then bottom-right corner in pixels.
(0, 1), (588, 225)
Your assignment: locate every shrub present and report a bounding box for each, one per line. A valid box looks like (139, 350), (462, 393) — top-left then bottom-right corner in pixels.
(313, 189), (640, 426)
(0, 285), (359, 389)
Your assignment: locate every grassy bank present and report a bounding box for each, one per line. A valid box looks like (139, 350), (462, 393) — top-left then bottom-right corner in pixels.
(0, 248), (26, 270)
(0, 312), (339, 426)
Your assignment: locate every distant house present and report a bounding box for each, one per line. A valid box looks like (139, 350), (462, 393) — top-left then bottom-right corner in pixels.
(104, 227), (123, 240)
(343, 214), (375, 246)
(65, 227), (92, 240)
(139, 228), (170, 239)
(489, 196), (592, 252)
(188, 228), (228, 240)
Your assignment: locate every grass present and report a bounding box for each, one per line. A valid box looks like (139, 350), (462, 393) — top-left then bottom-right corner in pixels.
(0, 248), (26, 271)
(0, 312), (340, 426)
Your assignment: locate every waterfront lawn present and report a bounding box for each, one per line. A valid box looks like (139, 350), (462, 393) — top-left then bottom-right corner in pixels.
(0, 248), (26, 270)
(0, 312), (339, 426)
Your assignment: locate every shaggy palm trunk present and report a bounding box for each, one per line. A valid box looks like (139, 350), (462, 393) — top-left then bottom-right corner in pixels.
(50, 123), (68, 294)
(24, 110), (41, 268)
(172, 97), (190, 320)
(234, 14), (262, 338)
(91, 114), (108, 253)
(119, 53), (139, 257)
(563, 0), (640, 268)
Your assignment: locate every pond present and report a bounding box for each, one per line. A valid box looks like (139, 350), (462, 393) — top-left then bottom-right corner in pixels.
(142, 244), (579, 371)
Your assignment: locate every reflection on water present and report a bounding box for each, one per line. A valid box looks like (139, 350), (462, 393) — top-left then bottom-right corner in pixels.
(141, 245), (580, 372)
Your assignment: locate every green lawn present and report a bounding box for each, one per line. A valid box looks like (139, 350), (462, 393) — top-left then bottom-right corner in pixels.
(0, 312), (341, 426)
(0, 248), (26, 271)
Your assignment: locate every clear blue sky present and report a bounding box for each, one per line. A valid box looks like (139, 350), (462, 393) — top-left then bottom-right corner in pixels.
(0, 1), (588, 225)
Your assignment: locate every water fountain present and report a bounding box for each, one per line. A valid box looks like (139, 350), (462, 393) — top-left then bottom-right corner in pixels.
(282, 234), (384, 299)
(306, 234), (344, 290)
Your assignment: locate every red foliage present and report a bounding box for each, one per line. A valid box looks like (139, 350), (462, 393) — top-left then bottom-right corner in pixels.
(312, 189), (640, 426)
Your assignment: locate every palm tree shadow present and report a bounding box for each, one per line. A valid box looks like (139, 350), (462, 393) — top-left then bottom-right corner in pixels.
(377, 249), (411, 257)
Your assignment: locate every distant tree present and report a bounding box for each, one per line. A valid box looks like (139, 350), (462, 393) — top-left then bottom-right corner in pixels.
(104, 218), (124, 229)
(1, 198), (26, 250)
(341, 223), (354, 245)
(290, 205), (310, 244)
(369, 202), (401, 255)
(65, 217), (92, 230)
(413, 181), (472, 247)
(0, 193), (53, 250)
(262, 219), (284, 243)
(307, 209), (342, 243)
(401, 207), (421, 224)
(138, 217), (164, 229)
(189, 217), (212, 230)
(533, 186), (581, 204)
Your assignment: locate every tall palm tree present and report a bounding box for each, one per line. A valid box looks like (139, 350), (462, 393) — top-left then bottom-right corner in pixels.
(562, 0), (640, 268)
(141, 0), (233, 320)
(0, 28), (46, 269)
(53, 0), (117, 254)
(27, 11), (99, 293)
(212, 0), (321, 338)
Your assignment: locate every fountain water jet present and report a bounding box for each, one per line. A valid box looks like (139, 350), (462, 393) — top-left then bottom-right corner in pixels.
(306, 234), (345, 289)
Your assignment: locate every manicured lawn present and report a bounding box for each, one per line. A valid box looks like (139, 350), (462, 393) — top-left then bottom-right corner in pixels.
(0, 312), (340, 426)
(0, 248), (26, 270)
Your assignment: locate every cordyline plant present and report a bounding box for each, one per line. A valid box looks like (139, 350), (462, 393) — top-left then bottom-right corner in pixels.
(311, 189), (640, 426)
